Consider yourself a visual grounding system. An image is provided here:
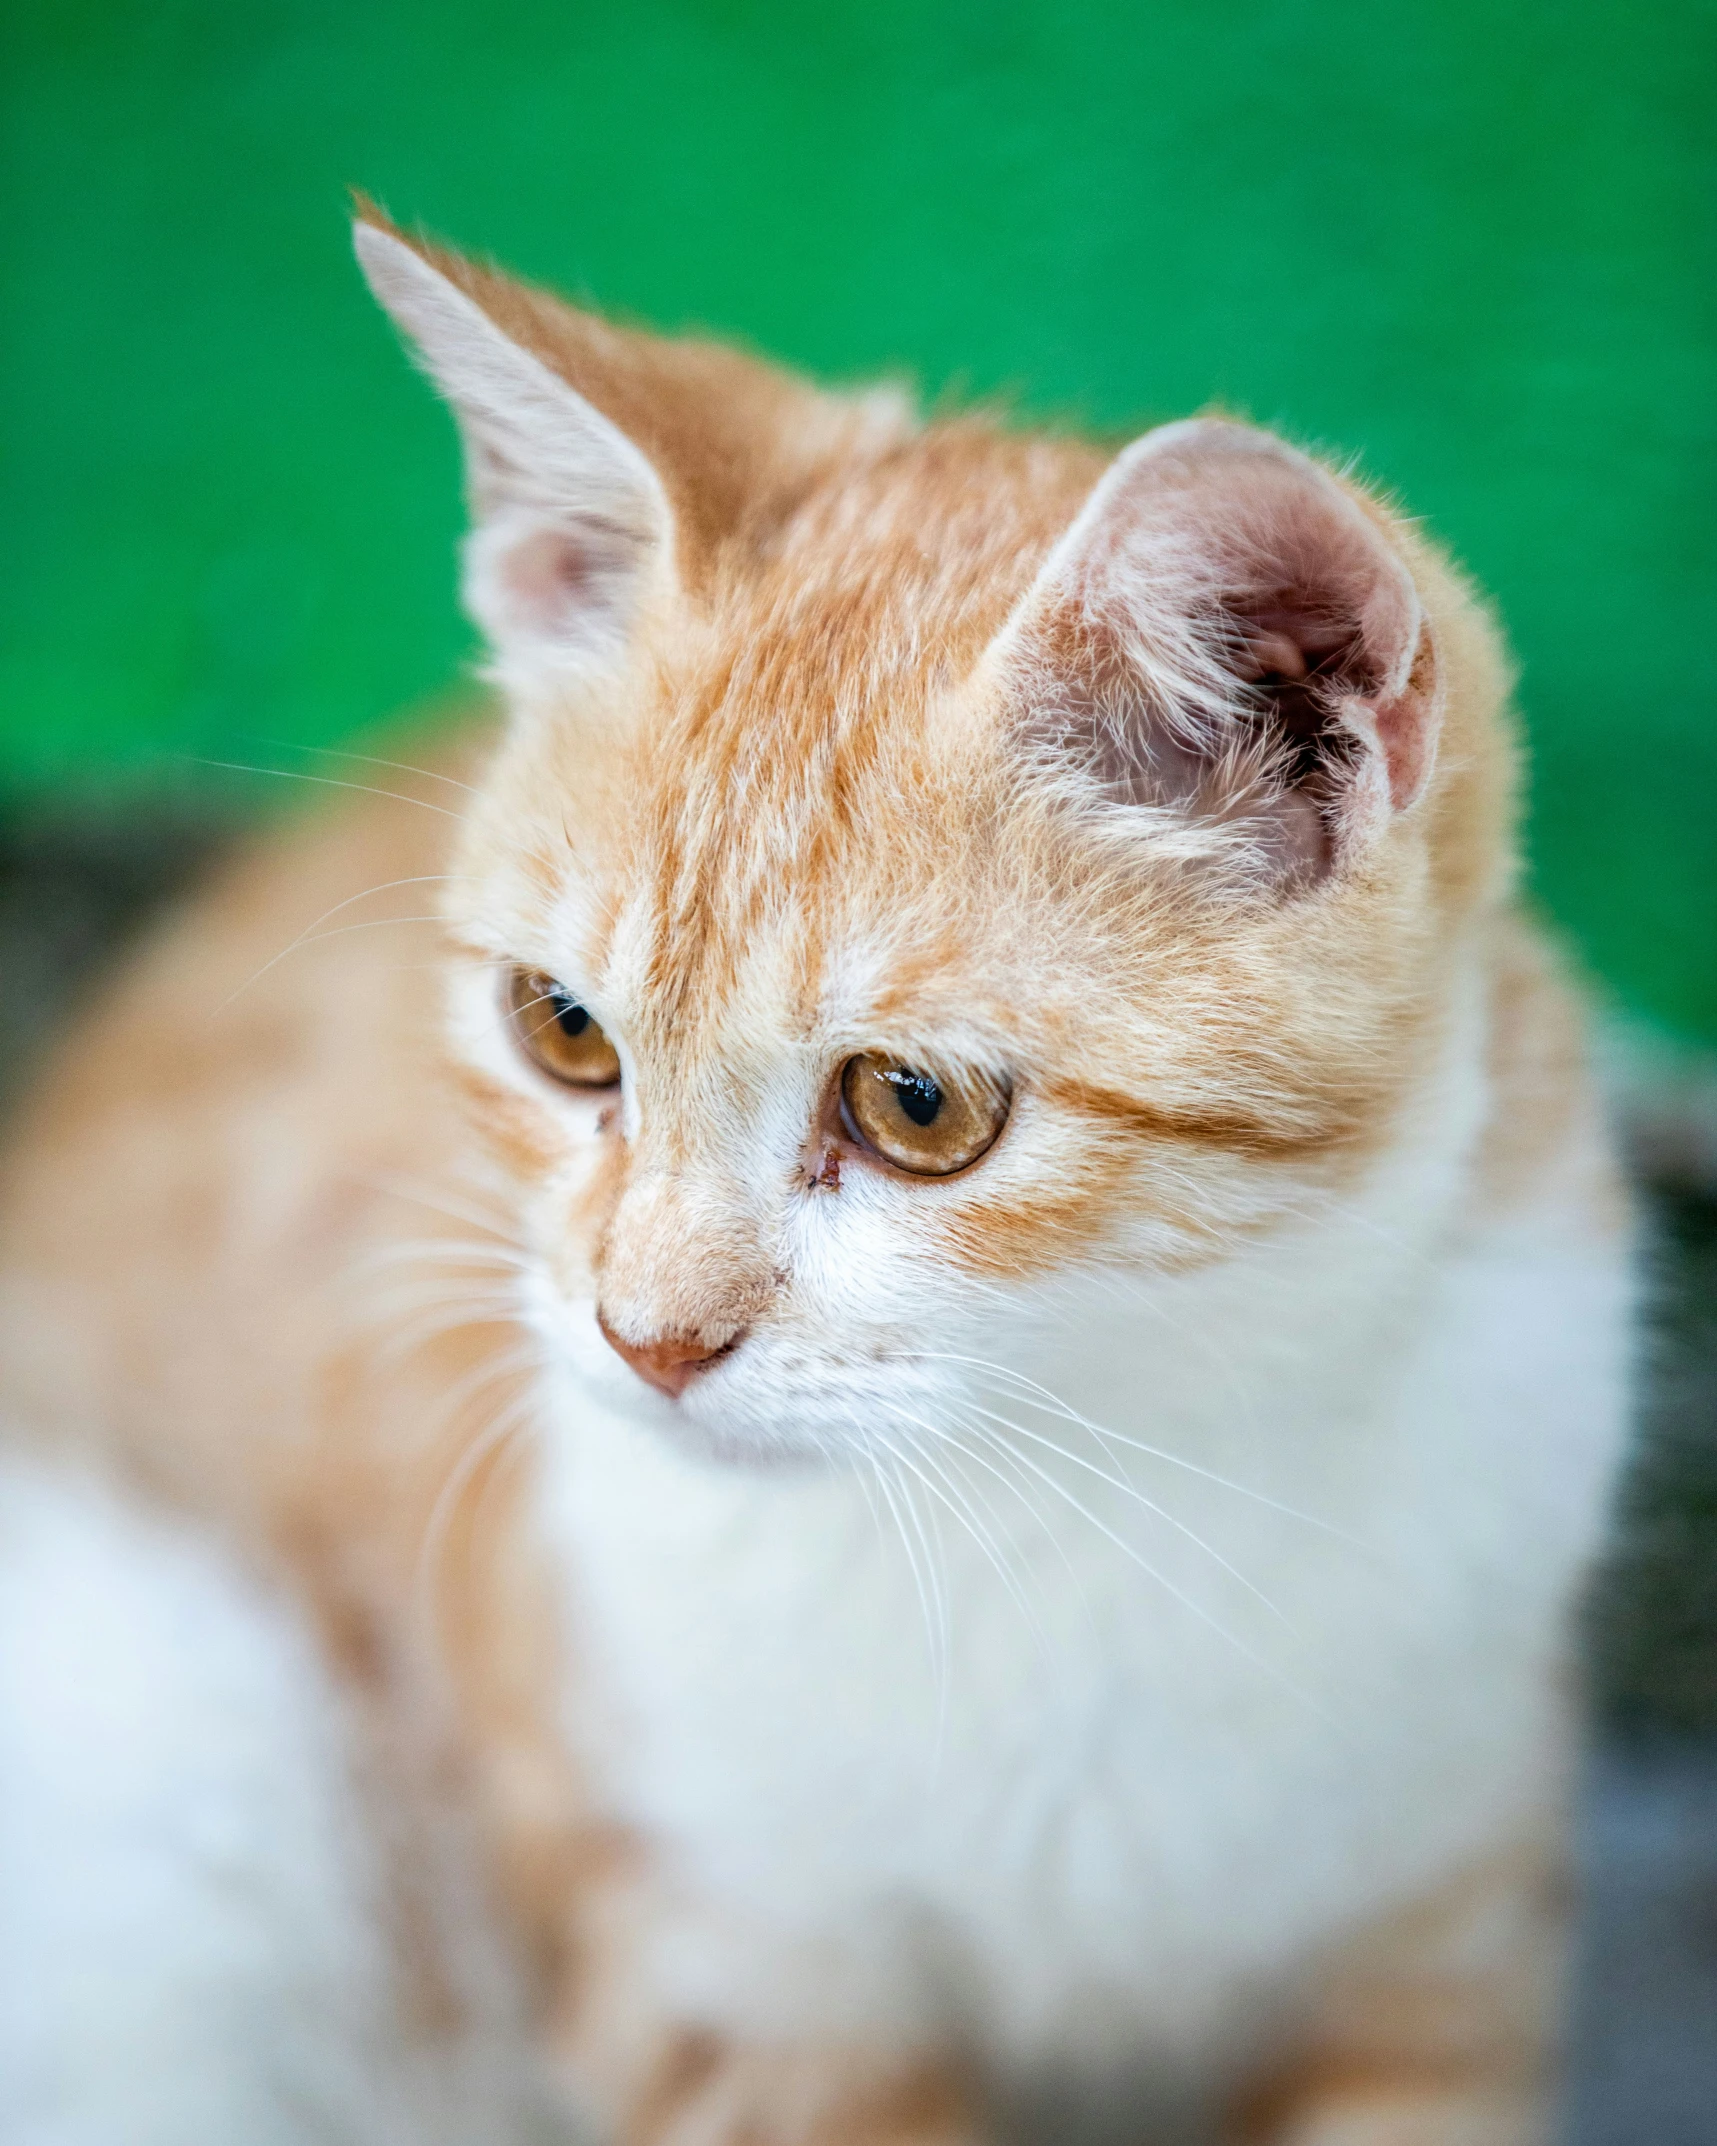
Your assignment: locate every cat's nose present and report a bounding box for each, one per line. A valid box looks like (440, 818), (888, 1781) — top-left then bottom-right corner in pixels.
(596, 1312), (742, 1399)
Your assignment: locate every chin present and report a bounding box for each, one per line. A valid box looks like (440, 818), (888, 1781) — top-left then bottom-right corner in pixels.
(653, 1364), (906, 1472)
(538, 1299), (826, 1468)
(660, 1401), (840, 1471)
(539, 1292), (952, 1473)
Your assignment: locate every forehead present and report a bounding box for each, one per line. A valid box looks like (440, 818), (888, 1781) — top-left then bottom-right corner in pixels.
(574, 668), (1006, 1071)
(488, 425), (1106, 1051)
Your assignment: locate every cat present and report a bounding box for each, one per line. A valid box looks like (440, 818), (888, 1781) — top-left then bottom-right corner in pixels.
(0, 209), (1631, 2146)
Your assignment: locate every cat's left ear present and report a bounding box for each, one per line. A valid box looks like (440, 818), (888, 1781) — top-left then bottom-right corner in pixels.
(994, 418), (1441, 885)
(355, 220), (674, 678)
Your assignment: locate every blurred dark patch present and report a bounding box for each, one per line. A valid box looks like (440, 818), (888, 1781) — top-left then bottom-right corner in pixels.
(1589, 1187), (1717, 1739)
(0, 792), (233, 1110)
(1572, 1183), (1717, 2138)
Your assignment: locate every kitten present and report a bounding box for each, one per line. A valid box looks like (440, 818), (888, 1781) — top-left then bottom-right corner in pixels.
(0, 212), (1631, 2146)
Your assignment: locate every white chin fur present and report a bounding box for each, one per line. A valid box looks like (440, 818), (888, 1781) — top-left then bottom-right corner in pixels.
(531, 1274), (970, 1471)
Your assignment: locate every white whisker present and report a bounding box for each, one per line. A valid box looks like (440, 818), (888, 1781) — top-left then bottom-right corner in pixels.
(268, 741), (481, 798)
(412, 1387), (541, 1650)
(917, 1350), (1361, 1546)
(962, 1422), (1327, 1719)
(869, 1449), (948, 1739)
(188, 757), (467, 821)
(214, 875), (466, 1012)
(886, 1408), (1051, 1654)
(362, 1175), (524, 1243)
(962, 1402), (1294, 1634)
(357, 1238), (532, 1278)
(934, 1424), (1100, 1635)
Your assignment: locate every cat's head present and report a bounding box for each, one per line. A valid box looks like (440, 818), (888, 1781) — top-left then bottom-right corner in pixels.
(358, 214), (1513, 1465)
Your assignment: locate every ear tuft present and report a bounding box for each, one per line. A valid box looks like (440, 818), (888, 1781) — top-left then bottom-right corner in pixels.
(353, 217), (673, 681)
(1000, 418), (1440, 886)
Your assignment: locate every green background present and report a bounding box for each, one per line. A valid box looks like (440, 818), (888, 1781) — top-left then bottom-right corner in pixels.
(2, 0), (1712, 1038)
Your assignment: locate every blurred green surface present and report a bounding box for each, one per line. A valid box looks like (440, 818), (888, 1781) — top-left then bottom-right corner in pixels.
(1, 0), (1712, 1036)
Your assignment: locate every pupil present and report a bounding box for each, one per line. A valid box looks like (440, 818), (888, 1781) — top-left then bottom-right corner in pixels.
(552, 994), (590, 1038)
(889, 1068), (942, 1128)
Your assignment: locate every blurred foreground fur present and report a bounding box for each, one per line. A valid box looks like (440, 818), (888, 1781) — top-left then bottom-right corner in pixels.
(0, 218), (1631, 2143)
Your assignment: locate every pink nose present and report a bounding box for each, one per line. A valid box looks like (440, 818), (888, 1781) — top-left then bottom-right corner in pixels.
(596, 1312), (741, 1399)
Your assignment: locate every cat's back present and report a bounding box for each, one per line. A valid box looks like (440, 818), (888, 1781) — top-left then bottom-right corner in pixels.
(0, 749), (579, 2139)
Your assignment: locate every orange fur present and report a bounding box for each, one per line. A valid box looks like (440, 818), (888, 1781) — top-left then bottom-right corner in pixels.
(1234, 1849), (1566, 2145)
(0, 220), (1626, 2141)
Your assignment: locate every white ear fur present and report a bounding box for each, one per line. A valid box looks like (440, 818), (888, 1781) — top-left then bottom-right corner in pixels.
(354, 222), (674, 680)
(1000, 418), (1438, 882)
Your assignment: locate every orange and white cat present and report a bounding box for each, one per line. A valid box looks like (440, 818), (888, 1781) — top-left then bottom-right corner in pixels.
(0, 213), (1630, 2145)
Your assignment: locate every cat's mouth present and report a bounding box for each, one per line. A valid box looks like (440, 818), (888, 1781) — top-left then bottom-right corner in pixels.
(540, 1294), (958, 1468)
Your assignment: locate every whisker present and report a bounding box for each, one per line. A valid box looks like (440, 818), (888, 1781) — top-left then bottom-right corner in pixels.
(347, 1253), (528, 1297)
(412, 1388), (540, 1648)
(933, 1424), (1100, 1633)
(265, 740), (482, 797)
(188, 757), (467, 821)
(889, 1411), (1053, 1660)
(963, 1402), (1294, 1633)
(281, 913), (452, 947)
(213, 874), (466, 1013)
(879, 1431), (966, 1644)
(371, 1301), (525, 1361)
(361, 1174), (524, 1243)
(917, 1350), (1361, 1546)
(356, 1238), (532, 1277)
(880, 1445), (956, 1772)
(853, 1450), (891, 1561)
(961, 1421), (1325, 1717)
(869, 1450), (947, 1728)
(362, 1279), (526, 1320)
(377, 1337), (541, 1451)
(892, 1444), (952, 1682)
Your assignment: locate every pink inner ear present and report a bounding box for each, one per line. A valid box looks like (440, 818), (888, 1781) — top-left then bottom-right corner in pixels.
(1148, 433), (1435, 828)
(1226, 572), (1434, 828)
(502, 527), (599, 630)
(1371, 698), (1429, 811)
(1356, 583), (1435, 812)
(1234, 475), (1435, 821)
(478, 511), (657, 652)
(1009, 421), (1440, 881)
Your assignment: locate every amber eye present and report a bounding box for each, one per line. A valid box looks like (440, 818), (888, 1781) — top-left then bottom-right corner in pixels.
(506, 967), (621, 1088)
(839, 1053), (1009, 1177)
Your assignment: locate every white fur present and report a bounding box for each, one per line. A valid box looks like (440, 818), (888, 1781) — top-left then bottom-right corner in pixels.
(0, 1030), (1626, 2140)
(354, 223), (674, 692)
(0, 1458), (537, 2144)
(521, 1003), (1629, 2128)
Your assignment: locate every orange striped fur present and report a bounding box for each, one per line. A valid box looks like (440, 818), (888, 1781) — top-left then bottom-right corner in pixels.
(0, 219), (1629, 2142)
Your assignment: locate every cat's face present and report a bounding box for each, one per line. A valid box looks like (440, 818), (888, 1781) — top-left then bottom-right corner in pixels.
(358, 217), (1505, 1465)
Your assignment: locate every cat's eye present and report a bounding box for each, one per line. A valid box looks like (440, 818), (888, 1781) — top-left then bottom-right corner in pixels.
(839, 1054), (1010, 1177)
(506, 967), (621, 1088)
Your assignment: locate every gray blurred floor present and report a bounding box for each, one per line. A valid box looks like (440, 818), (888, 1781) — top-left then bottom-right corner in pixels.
(1576, 1179), (1717, 2143)
(1569, 1743), (1717, 2143)
(2, 792), (1714, 2141)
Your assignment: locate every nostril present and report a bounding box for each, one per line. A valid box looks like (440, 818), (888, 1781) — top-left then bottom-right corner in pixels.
(596, 1312), (744, 1400)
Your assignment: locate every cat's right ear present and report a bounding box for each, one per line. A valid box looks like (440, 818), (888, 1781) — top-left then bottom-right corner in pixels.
(354, 220), (674, 683)
(988, 420), (1440, 890)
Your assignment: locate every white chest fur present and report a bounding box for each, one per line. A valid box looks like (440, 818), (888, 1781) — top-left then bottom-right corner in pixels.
(532, 1126), (1629, 2086)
